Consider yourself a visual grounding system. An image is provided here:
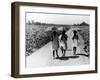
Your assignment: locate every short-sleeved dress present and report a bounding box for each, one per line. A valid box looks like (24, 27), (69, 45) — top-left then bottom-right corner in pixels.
(52, 35), (59, 51)
(72, 35), (79, 47)
(59, 34), (68, 50)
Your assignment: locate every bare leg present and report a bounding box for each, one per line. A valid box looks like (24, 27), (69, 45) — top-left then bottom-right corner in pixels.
(73, 47), (76, 55)
(61, 46), (63, 54)
(56, 50), (59, 58)
(61, 47), (65, 57)
(53, 50), (55, 59)
(63, 50), (66, 57)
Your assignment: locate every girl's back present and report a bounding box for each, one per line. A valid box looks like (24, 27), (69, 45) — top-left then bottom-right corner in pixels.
(52, 31), (59, 50)
(72, 35), (79, 41)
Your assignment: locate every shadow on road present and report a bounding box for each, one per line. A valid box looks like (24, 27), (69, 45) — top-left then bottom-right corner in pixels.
(56, 56), (79, 60)
(76, 54), (89, 57)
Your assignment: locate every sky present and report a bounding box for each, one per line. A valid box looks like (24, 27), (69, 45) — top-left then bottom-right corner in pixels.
(26, 12), (90, 25)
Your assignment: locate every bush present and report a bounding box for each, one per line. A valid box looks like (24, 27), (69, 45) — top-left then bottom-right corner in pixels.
(78, 29), (90, 53)
(26, 29), (52, 56)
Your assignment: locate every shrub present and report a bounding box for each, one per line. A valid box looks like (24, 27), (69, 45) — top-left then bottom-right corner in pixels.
(78, 29), (90, 53)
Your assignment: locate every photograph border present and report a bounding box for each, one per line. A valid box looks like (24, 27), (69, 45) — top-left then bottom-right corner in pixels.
(11, 2), (98, 78)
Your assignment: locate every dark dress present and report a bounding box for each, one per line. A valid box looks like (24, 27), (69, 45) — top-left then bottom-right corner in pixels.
(52, 33), (59, 51)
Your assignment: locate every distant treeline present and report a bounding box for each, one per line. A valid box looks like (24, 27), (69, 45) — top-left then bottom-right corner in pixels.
(27, 20), (89, 26)
(73, 22), (89, 26)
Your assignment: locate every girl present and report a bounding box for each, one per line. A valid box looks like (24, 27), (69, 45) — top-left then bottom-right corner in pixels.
(52, 30), (59, 59)
(72, 30), (79, 55)
(60, 30), (68, 57)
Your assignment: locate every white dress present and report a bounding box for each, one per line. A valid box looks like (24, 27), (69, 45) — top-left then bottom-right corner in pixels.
(73, 39), (78, 47)
(59, 35), (67, 50)
(60, 40), (66, 49)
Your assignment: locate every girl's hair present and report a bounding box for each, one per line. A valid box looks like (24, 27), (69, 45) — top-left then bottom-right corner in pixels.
(73, 30), (77, 35)
(53, 31), (57, 37)
(62, 30), (66, 35)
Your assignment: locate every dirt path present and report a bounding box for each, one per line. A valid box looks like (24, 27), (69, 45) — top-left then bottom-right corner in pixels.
(26, 27), (89, 68)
